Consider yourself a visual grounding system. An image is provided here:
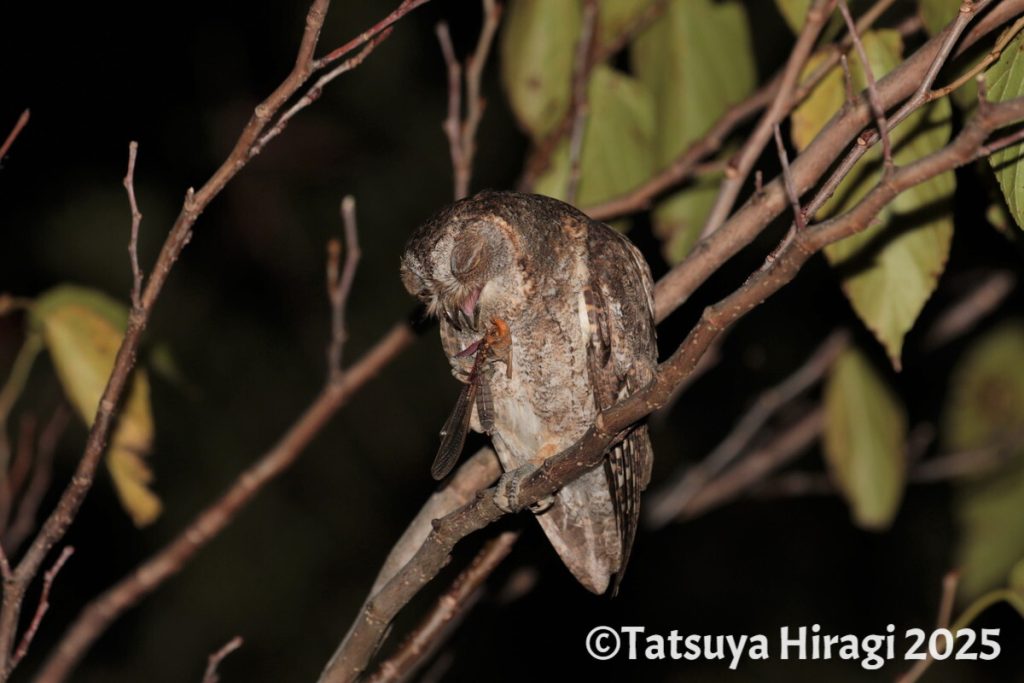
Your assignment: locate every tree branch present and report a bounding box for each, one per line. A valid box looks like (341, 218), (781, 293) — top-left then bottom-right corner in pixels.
(327, 196), (361, 382)
(436, 0), (503, 200)
(650, 0), (1013, 323)
(645, 330), (847, 528)
(583, 0), (917, 224)
(9, 547), (72, 671)
(14, 1), (434, 680)
(365, 530), (518, 683)
(123, 141), (144, 310)
(0, 111), (29, 166)
(698, 0), (836, 239)
(320, 82), (1024, 683)
(565, 0), (598, 205)
(33, 322), (415, 683)
(201, 635), (243, 683)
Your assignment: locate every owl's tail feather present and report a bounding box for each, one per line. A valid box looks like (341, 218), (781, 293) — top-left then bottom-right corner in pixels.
(532, 466), (622, 595)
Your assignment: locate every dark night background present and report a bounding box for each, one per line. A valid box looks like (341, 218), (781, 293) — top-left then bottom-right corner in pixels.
(1, 1), (1023, 681)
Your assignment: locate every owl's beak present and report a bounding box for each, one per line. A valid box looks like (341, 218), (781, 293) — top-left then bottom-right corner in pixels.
(461, 287), (482, 329)
(441, 287), (483, 332)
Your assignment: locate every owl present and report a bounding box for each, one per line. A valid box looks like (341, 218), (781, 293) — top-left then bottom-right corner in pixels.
(400, 190), (657, 594)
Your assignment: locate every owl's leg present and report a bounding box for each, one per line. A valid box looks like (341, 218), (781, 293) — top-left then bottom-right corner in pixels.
(493, 444), (557, 514)
(495, 464), (554, 513)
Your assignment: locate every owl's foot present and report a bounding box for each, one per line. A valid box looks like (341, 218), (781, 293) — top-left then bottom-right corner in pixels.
(493, 464), (554, 514)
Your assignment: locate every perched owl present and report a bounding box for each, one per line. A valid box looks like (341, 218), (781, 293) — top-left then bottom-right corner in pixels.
(400, 191), (657, 594)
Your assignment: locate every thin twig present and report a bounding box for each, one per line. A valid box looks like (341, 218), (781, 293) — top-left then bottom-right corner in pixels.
(924, 270), (1016, 349)
(123, 142), (144, 310)
(366, 531), (519, 683)
(840, 54), (855, 106)
(978, 123), (1024, 157)
(10, 546), (73, 671)
(201, 636), (244, 683)
(0, 335), (43, 481)
(315, 0), (430, 69)
(803, 0), (993, 220)
(517, 0), (668, 190)
(435, 0), (502, 200)
(838, 0), (894, 173)
(584, 0), (923, 226)
(676, 407), (825, 519)
(327, 196), (361, 382)
(649, 0), (1009, 322)
(460, 0), (502, 200)
(436, 23), (464, 201)
(929, 16), (1024, 102)
(565, 0), (598, 204)
(322, 91), (1024, 683)
(35, 323), (416, 683)
(646, 330), (847, 528)
(698, 0), (836, 239)
(18, 1), (429, 680)
(773, 124), (807, 231)
(896, 572), (959, 683)
(0, 111), (29, 164)
(4, 406), (69, 557)
(252, 28), (396, 158)
(0, 415), (36, 536)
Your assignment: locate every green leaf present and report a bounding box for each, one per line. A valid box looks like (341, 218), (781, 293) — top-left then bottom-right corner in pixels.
(1011, 558), (1024, 596)
(918, 0), (963, 37)
(987, 30), (1024, 231)
(945, 321), (1024, 450)
(823, 347), (907, 530)
(597, 0), (651, 52)
(945, 322), (1024, 601)
(774, 0), (812, 33)
(500, 0), (581, 140)
(30, 285), (161, 526)
(792, 31), (955, 369)
(534, 65), (654, 209)
(631, 0), (755, 262)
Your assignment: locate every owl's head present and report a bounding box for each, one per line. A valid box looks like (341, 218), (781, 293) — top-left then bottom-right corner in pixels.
(401, 192), (525, 331)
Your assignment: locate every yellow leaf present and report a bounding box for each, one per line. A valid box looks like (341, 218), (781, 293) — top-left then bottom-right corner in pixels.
(792, 31), (955, 368)
(31, 285), (161, 526)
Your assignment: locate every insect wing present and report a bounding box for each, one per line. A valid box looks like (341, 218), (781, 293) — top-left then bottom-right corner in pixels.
(476, 372), (495, 434)
(431, 377), (479, 480)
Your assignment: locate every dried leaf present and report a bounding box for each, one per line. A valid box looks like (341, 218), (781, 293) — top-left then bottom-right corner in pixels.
(31, 285), (161, 526)
(823, 347), (907, 530)
(534, 65), (654, 209)
(500, 0), (581, 140)
(946, 322), (1024, 601)
(631, 0), (755, 262)
(987, 30), (1024, 231)
(792, 31), (955, 369)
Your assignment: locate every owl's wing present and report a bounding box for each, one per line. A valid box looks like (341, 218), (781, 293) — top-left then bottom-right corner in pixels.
(583, 223), (657, 594)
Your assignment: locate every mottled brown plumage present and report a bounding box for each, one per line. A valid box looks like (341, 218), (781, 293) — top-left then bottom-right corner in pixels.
(400, 191), (657, 594)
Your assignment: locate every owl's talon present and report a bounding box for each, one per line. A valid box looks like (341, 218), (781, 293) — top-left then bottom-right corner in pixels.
(494, 464), (553, 514)
(529, 494), (554, 514)
(494, 464), (533, 513)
